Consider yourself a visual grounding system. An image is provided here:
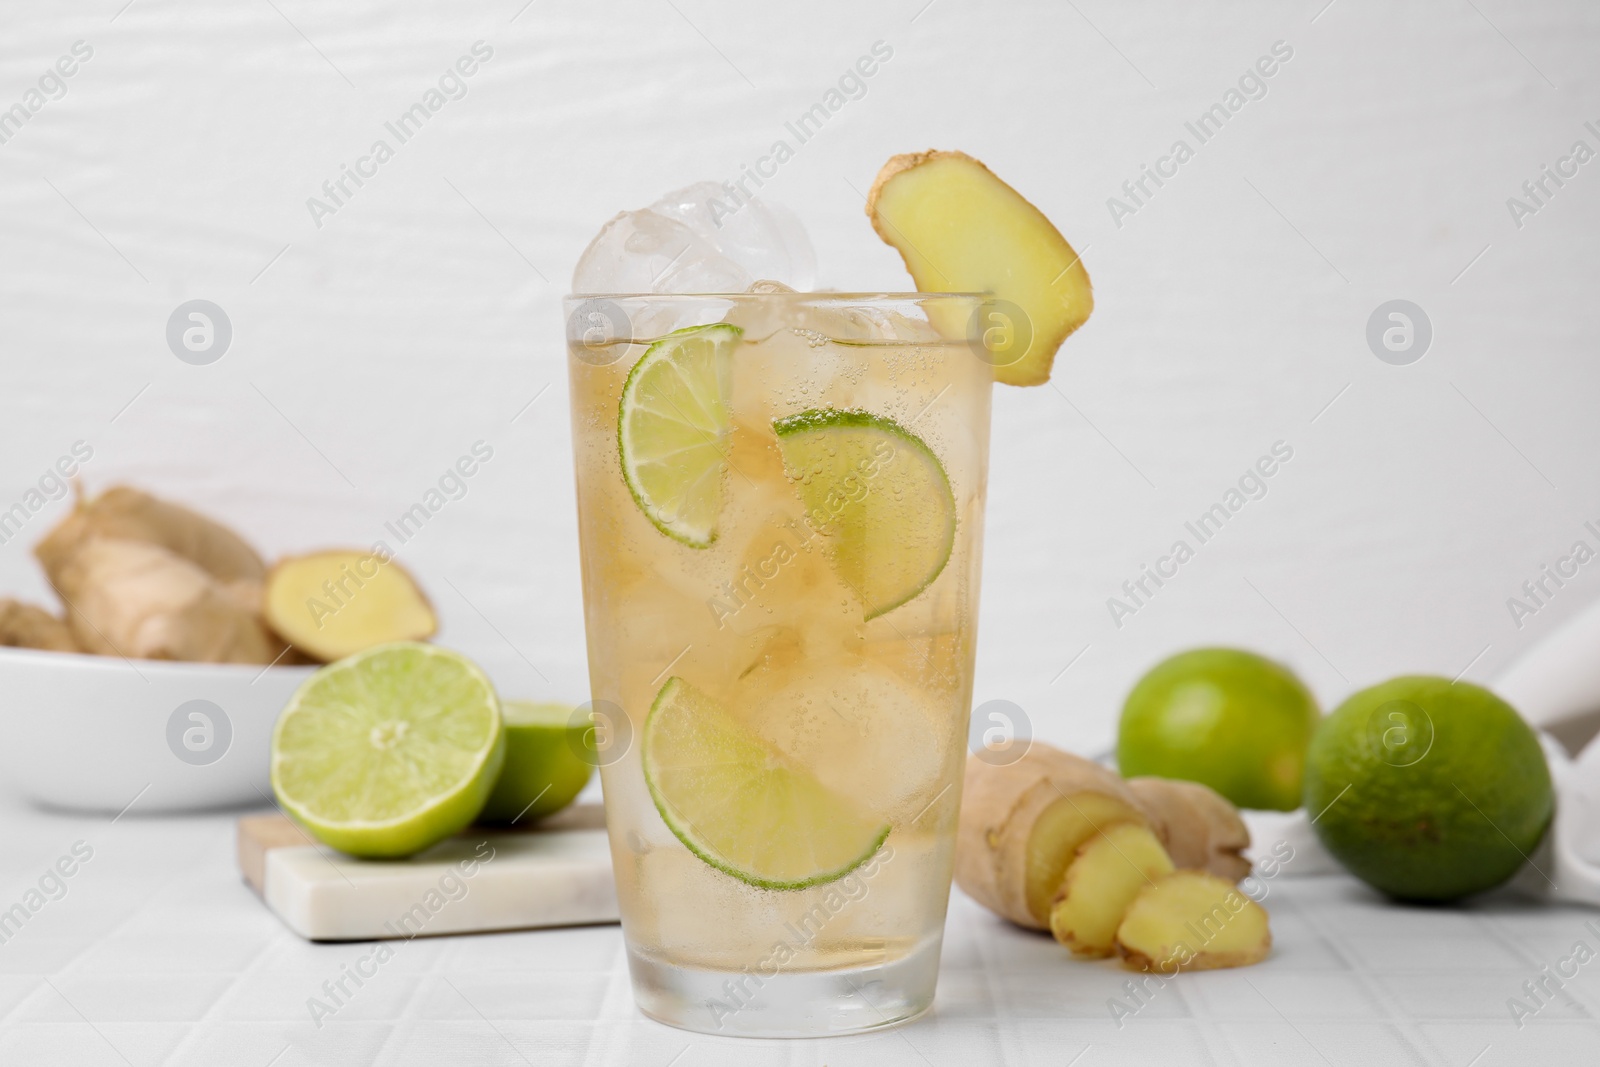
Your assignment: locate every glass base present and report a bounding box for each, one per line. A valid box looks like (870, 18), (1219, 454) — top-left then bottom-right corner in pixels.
(626, 935), (942, 1038)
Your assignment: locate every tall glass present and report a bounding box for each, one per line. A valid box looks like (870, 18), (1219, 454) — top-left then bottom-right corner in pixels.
(564, 292), (993, 1037)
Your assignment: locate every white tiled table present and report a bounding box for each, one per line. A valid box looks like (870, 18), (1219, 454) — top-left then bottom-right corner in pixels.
(2, 794), (1598, 1066)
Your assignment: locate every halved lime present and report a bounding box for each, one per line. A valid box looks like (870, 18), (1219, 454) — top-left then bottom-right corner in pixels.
(270, 643), (506, 858)
(617, 323), (740, 548)
(478, 700), (593, 825)
(772, 408), (956, 619)
(642, 676), (889, 890)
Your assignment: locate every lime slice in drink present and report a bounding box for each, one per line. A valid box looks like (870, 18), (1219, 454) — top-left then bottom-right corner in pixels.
(617, 323), (741, 548)
(271, 642), (506, 858)
(772, 408), (956, 619)
(642, 676), (889, 890)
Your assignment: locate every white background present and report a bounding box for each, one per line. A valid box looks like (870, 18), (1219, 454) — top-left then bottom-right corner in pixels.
(3, 0), (1599, 753)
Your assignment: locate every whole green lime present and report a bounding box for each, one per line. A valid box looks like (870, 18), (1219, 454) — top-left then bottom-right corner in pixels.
(1305, 676), (1552, 902)
(477, 701), (594, 825)
(1118, 648), (1320, 811)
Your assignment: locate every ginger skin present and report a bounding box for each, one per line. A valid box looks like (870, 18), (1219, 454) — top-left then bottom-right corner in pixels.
(32, 487), (285, 664)
(0, 598), (80, 652)
(35, 486), (266, 584)
(1125, 777), (1252, 881)
(49, 538), (283, 663)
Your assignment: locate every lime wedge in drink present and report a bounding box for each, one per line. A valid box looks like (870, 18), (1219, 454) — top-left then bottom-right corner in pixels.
(617, 323), (740, 548)
(271, 642), (506, 858)
(642, 676), (889, 890)
(772, 408), (956, 619)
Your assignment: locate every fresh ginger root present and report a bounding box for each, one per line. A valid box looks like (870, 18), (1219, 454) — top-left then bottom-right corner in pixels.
(264, 550), (437, 662)
(957, 743), (1258, 950)
(1116, 870), (1271, 972)
(956, 745), (1154, 928)
(48, 538), (283, 663)
(0, 598), (80, 652)
(1048, 822), (1173, 957)
(32, 486), (286, 664)
(1126, 777), (1252, 881)
(35, 486), (266, 584)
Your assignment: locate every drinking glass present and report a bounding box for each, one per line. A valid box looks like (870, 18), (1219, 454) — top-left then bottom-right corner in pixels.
(564, 291), (993, 1036)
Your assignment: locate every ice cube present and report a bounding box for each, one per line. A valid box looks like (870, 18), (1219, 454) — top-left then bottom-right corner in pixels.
(572, 182), (815, 295)
(651, 184), (815, 291)
(727, 279), (884, 346)
(740, 660), (949, 824)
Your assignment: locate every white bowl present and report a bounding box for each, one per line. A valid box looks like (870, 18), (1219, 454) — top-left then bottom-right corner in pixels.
(0, 647), (316, 814)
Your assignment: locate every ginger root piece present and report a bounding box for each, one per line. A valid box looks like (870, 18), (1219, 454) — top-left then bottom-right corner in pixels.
(956, 746), (1152, 929)
(1116, 870), (1271, 973)
(867, 150), (1093, 387)
(1048, 823), (1174, 957)
(0, 598), (81, 652)
(264, 550), (436, 662)
(35, 486), (266, 586)
(1126, 777), (1252, 882)
(52, 538), (283, 663)
(33, 486), (283, 664)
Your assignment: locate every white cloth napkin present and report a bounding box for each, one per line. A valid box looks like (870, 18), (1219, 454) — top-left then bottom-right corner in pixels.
(1242, 597), (1600, 907)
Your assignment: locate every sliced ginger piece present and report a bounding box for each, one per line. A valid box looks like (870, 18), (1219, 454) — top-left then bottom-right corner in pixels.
(957, 746), (1151, 928)
(1021, 790), (1151, 925)
(866, 150), (1092, 386)
(1116, 870), (1271, 973)
(955, 742), (1258, 932)
(264, 550), (436, 662)
(1049, 823), (1174, 957)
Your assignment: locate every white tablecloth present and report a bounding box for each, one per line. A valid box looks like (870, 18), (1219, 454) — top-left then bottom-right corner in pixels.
(1, 793), (1598, 1066)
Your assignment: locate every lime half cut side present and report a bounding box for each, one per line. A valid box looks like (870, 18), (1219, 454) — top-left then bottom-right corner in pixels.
(270, 642), (506, 858)
(617, 322), (741, 548)
(642, 676), (890, 890)
(773, 408), (956, 619)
